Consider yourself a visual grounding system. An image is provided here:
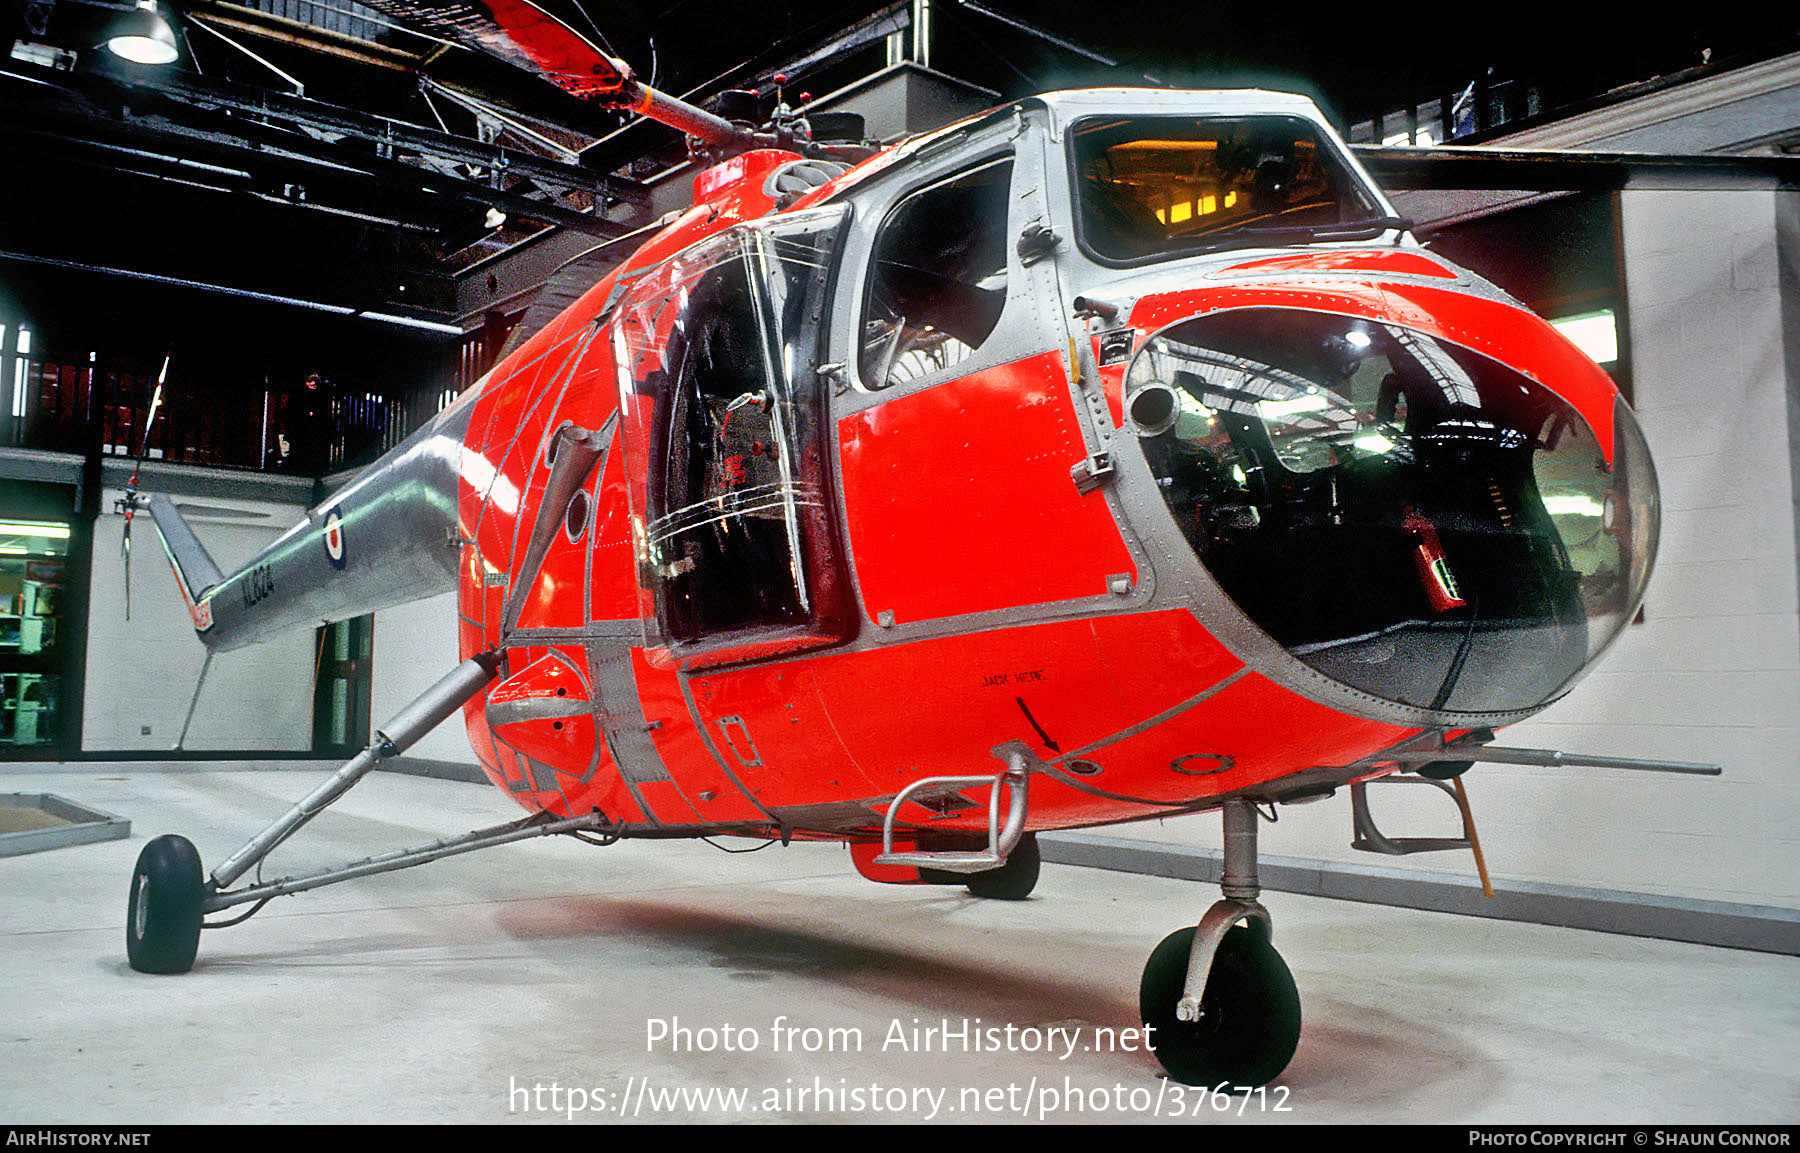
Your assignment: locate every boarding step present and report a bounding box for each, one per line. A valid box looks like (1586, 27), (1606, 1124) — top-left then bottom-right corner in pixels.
(1351, 773), (1493, 897)
(874, 757), (1030, 875)
(1350, 775), (1478, 855)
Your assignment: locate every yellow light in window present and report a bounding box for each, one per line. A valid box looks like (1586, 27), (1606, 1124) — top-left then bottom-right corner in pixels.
(1169, 201), (1191, 224)
(1199, 194), (1217, 215)
(1114, 139), (1219, 153)
(1154, 207), (1166, 224)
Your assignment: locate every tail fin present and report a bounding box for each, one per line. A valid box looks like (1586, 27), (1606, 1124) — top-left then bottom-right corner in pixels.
(143, 494), (226, 635)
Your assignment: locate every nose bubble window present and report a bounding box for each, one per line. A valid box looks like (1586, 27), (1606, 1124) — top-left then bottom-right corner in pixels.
(1126, 309), (1656, 715)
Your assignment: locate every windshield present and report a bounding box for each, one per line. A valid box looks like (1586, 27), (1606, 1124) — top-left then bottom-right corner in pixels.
(1071, 115), (1389, 264)
(1126, 309), (1657, 715)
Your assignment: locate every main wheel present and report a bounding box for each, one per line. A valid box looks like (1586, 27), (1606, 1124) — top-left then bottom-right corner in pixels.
(126, 835), (205, 974)
(965, 832), (1039, 900)
(1138, 922), (1300, 1088)
(917, 832), (1041, 900)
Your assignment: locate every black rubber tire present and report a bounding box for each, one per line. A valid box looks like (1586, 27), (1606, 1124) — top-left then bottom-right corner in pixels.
(126, 835), (204, 974)
(917, 832), (1042, 900)
(964, 832), (1040, 900)
(1138, 922), (1301, 1088)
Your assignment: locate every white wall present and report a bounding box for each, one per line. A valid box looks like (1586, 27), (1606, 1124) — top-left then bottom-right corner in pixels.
(368, 590), (469, 763)
(82, 490), (474, 762)
(84, 490), (314, 752)
(1099, 189), (1800, 910)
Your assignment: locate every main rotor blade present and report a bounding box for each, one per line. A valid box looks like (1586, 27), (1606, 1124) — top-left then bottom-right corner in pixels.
(354, 0), (743, 145)
(139, 349), (170, 462)
(358, 0), (625, 97)
(1355, 144), (1800, 193)
(123, 511), (132, 621)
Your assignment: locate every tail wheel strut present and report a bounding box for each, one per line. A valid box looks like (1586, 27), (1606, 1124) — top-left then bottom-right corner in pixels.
(125, 655), (503, 975)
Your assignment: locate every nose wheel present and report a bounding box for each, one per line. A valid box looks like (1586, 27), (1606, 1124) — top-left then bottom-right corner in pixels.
(1139, 800), (1301, 1087)
(1140, 918), (1300, 1087)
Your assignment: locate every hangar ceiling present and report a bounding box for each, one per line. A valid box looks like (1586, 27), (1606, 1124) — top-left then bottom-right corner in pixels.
(0, 1), (1794, 336)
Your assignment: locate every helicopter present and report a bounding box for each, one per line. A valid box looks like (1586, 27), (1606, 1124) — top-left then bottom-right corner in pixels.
(115, 0), (1735, 1090)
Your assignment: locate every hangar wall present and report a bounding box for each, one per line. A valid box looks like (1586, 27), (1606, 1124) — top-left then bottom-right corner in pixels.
(84, 489), (314, 752)
(1499, 188), (1799, 904)
(60, 474), (461, 762)
(78, 474), (466, 763)
(369, 590), (468, 765)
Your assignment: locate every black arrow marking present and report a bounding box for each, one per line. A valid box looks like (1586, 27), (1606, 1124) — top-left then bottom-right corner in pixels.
(1015, 696), (1060, 754)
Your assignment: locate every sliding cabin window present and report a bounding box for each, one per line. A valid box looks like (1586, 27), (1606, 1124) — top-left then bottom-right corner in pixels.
(611, 205), (851, 667)
(859, 157), (1014, 390)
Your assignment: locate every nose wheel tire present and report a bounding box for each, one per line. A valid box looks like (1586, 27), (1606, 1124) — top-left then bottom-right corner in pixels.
(127, 835), (205, 974)
(1139, 922), (1300, 1088)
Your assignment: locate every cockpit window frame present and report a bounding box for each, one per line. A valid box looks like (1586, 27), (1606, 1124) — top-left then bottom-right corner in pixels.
(1064, 112), (1392, 270)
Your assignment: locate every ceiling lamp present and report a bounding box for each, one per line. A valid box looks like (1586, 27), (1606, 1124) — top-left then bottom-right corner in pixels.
(106, 1), (179, 66)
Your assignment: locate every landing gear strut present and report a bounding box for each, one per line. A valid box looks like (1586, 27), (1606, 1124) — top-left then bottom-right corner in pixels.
(121, 655), (617, 974)
(1139, 799), (1300, 1087)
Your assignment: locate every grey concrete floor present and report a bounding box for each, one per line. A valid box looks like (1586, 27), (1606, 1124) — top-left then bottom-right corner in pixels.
(1, 768), (1795, 1125)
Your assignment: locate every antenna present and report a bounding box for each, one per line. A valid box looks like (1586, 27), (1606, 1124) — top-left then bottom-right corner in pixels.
(120, 345), (172, 620)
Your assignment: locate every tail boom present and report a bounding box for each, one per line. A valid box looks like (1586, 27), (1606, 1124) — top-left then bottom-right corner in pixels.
(144, 399), (475, 651)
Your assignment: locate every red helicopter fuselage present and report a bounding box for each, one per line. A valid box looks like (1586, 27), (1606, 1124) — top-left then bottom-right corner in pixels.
(442, 89), (1657, 871)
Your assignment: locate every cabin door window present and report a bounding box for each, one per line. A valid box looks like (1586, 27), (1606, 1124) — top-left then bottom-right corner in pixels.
(859, 157), (1014, 390)
(611, 206), (851, 666)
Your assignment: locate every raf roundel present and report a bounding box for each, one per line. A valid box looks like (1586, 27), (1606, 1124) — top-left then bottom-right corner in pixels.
(322, 506), (346, 570)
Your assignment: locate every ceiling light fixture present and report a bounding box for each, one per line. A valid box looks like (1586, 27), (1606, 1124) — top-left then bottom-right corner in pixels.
(106, 0), (179, 66)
